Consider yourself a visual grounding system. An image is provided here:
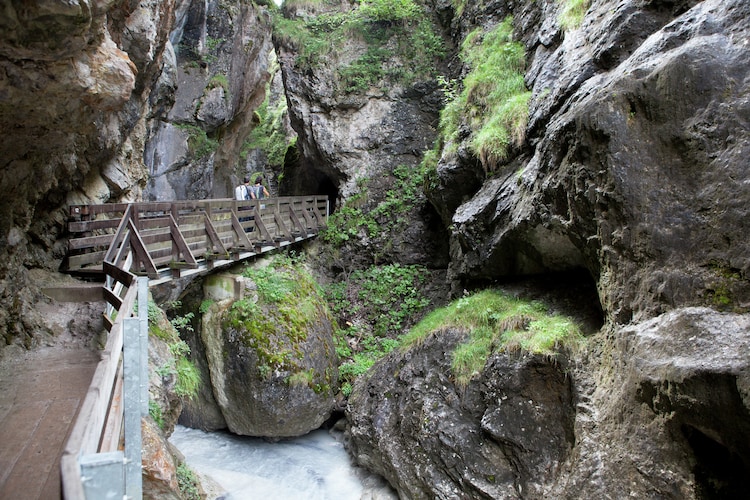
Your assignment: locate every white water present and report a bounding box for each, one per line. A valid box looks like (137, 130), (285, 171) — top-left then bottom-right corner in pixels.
(169, 425), (365, 500)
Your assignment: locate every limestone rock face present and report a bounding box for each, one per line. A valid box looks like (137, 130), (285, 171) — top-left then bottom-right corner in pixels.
(143, 0), (274, 201)
(547, 308), (750, 499)
(0, 0), (173, 348)
(347, 327), (575, 499)
(438, 0), (750, 322)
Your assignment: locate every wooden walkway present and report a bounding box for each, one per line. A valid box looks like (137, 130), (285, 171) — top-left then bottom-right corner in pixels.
(64, 196), (328, 286)
(0, 347), (100, 499)
(40, 196), (328, 499)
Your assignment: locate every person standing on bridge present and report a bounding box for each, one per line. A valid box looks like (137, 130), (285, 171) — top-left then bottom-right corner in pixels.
(250, 177), (270, 200)
(235, 175), (251, 201)
(250, 176), (270, 210)
(235, 176), (252, 229)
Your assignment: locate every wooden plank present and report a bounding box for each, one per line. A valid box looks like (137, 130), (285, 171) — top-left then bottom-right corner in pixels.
(99, 360), (124, 453)
(67, 251), (106, 270)
(202, 212), (228, 255)
(230, 212), (253, 249)
(68, 219), (121, 233)
(103, 261), (134, 287)
(289, 206), (307, 236)
(127, 220), (158, 279)
(102, 286), (123, 311)
(169, 213), (198, 266)
(104, 205), (134, 264)
(273, 210), (293, 240)
(68, 234), (115, 251)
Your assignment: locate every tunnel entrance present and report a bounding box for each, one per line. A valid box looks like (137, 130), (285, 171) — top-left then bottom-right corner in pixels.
(278, 145), (340, 213)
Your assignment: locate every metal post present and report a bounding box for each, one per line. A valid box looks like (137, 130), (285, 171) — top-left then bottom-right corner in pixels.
(80, 451), (125, 499)
(123, 317), (143, 499)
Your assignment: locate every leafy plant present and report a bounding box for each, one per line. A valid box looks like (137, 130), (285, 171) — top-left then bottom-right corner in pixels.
(272, 0), (445, 90)
(207, 73), (229, 93)
(148, 400), (164, 429)
(241, 57), (296, 168)
(176, 463), (201, 500)
(199, 299), (214, 314)
(321, 162), (429, 249)
(174, 357), (201, 398)
(325, 263), (430, 391)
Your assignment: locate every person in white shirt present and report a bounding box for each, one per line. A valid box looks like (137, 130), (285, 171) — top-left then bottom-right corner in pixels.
(235, 175), (251, 201)
(235, 176), (252, 229)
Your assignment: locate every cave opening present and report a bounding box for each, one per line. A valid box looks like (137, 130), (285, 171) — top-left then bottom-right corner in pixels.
(278, 146), (340, 213)
(683, 424), (750, 499)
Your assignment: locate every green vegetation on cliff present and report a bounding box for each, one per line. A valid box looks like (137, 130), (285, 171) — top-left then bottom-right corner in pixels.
(558, 0), (591, 30)
(321, 163), (428, 252)
(439, 16), (531, 171)
(273, 0), (445, 92)
(326, 262), (431, 395)
(402, 289), (583, 386)
(227, 253), (334, 390)
(241, 55), (296, 170)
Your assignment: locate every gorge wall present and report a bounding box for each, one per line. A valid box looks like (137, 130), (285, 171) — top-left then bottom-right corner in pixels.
(1, 0), (749, 498)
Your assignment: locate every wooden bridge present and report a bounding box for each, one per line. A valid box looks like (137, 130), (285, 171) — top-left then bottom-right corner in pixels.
(59, 195), (328, 498)
(64, 196), (329, 286)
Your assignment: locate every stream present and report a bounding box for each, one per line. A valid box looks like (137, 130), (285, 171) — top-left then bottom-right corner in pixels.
(169, 425), (369, 499)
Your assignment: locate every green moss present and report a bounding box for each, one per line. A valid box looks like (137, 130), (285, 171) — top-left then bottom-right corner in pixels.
(438, 16), (531, 172)
(402, 289), (584, 387)
(227, 254), (334, 381)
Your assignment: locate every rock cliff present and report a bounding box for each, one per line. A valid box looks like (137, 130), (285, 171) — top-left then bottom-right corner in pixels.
(1, 0), (749, 498)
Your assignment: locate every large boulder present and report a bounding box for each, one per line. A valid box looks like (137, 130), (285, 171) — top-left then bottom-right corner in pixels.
(548, 307), (750, 499)
(347, 306), (750, 499)
(200, 263), (339, 437)
(346, 326), (575, 499)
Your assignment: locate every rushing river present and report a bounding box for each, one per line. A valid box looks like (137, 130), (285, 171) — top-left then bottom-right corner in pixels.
(169, 425), (368, 499)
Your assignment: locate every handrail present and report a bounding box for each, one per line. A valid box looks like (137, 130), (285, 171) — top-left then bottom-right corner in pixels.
(64, 196), (329, 281)
(60, 195), (329, 498)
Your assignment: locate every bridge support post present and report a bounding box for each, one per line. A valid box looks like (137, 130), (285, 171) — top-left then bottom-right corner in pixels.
(123, 317), (143, 499)
(122, 277), (148, 499)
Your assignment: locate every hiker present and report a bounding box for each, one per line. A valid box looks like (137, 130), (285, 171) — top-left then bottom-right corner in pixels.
(250, 177), (270, 210)
(235, 175), (251, 201)
(250, 177), (270, 200)
(234, 175), (252, 228)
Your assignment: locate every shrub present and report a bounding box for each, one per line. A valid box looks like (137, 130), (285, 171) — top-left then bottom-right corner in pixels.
(326, 262), (430, 391)
(176, 463), (201, 500)
(321, 163), (429, 250)
(272, 0), (445, 90)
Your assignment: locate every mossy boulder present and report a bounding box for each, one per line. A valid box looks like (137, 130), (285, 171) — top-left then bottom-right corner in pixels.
(201, 257), (339, 437)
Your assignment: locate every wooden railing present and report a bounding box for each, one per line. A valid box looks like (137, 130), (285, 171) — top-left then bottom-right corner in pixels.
(64, 196), (328, 284)
(60, 195), (328, 498)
